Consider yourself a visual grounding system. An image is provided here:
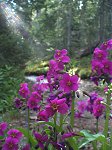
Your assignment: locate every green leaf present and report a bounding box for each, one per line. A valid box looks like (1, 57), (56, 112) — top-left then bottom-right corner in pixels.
(67, 137), (78, 150)
(80, 130), (106, 142)
(36, 121), (62, 132)
(79, 138), (91, 149)
(79, 130), (107, 148)
(47, 144), (54, 150)
(36, 121), (54, 127)
(17, 127), (37, 147)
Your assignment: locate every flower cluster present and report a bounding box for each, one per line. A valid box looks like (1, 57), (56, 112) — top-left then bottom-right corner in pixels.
(9, 49), (79, 149)
(91, 39), (112, 85)
(1, 43), (112, 149)
(2, 128), (22, 150)
(15, 49), (79, 123)
(76, 92), (105, 119)
(0, 122), (7, 136)
(19, 83), (30, 98)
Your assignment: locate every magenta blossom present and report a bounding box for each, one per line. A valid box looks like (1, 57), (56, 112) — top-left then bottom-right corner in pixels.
(49, 59), (59, 71)
(91, 60), (103, 76)
(37, 110), (49, 122)
(100, 39), (112, 51)
(3, 137), (18, 150)
(93, 104), (105, 118)
(54, 49), (67, 59)
(27, 97), (39, 109)
(33, 131), (48, 150)
(58, 55), (70, 63)
(93, 97), (103, 106)
(102, 59), (112, 75)
(53, 49), (70, 70)
(93, 48), (108, 61)
(75, 111), (82, 118)
(77, 100), (87, 114)
(60, 73), (79, 93)
(62, 132), (78, 139)
(19, 83), (30, 98)
(30, 91), (41, 102)
(90, 76), (99, 86)
(46, 98), (69, 117)
(7, 129), (22, 141)
(0, 122), (7, 136)
(14, 98), (23, 109)
(36, 75), (44, 82)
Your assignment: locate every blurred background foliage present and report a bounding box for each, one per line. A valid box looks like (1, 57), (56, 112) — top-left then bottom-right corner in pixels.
(0, 0), (112, 112)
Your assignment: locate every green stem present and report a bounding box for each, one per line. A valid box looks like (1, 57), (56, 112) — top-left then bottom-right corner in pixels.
(70, 92), (75, 128)
(27, 108), (30, 144)
(110, 128), (112, 150)
(103, 92), (111, 137)
(92, 118), (98, 150)
(60, 114), (64, 131)
(103, 92), (111, 150)
(96, 118), (98, 133)
(54, 113), (57, 142)
(92, 141), (98, 150)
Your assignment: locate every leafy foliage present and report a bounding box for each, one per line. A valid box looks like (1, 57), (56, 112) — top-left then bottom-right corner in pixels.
(0, 66), (24, 112)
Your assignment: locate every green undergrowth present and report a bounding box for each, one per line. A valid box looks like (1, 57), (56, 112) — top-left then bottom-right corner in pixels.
(25, 59), (49, 75)
(0, 65), (24, 113)
(25, 56), (92, 79)
(68, 56), (92, 79)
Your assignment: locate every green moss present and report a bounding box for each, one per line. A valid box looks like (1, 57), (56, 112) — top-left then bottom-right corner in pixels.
(25, 59), (49, 75)
(70, 56), (92, 79)
(25, 56), (92, 78)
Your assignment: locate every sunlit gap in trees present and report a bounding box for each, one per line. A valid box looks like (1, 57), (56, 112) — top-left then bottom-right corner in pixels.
(0, 2), (30, 39)
(0, 2), (42, 56)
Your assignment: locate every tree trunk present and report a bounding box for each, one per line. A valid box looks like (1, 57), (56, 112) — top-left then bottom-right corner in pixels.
(99, 0), (105, 42)
(67, 0), (72, 55)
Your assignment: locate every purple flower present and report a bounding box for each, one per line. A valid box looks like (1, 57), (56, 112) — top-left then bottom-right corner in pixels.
(0, 122), (7, 136)
(3, 137), (18, 150)
(33, 131), (48, 150)
(37, 110), (49, 122)
(46, 98), (69, 117)
(93, 48), (108, 61)
(93, 104), (105, 118)
(39, 83), (49, 92)
(62, 132), (78, 139)
(59, 55), (70, 63)
(86, 99), (93, 114)
(77, 100), (87, 114)
(90, 92), (98, 104)
(30, 91), (41, 102)
(14, 98), (23, 109)
(93, 97), (103, 106)
(91, 60), (103, 76)
(7, 129), (22, 141)
(19, 83), (30, 98)
(90, 76), (99, 86)
(102, 59), (112, 75)
(54, 49), (67, 59)
(27, 97), (39, 109)
(75, 111), (82, 118)
(49, 59), (59, 71)
(36, 75), (44, 82)
(60, 73), (79, 93)
(100, 39), (112, 51)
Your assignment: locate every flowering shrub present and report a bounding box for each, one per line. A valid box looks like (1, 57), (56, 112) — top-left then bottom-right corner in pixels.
(0, 41), (112, 149)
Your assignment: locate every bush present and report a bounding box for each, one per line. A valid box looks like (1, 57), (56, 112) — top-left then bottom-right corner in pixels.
(0, 65), (24, 113)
